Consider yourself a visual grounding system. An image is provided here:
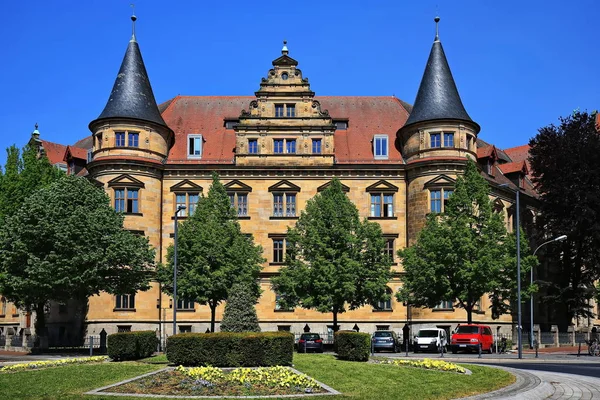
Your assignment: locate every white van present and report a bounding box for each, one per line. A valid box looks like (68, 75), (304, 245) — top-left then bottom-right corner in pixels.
(414, 328), (448, 353)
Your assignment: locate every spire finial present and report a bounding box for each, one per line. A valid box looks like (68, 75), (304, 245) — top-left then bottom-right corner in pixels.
(434, 16), (440, 41)
(130, 4), (137, 42)
(34, 122), (39, 130)
(32, 123), (40, 138)
(282, 40), (288, 55)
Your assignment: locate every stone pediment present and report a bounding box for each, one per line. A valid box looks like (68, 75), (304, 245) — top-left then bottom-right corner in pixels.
(268, 180), (301, 193)
(423, 175), (456, 189)
(365, 180), (398, 193)
(169, 180), (203, 193)
(224, 180), (252, 193)
(107, 174), (145, 188)
(317, 180), (350, 193)
(272, 54), (298, 66)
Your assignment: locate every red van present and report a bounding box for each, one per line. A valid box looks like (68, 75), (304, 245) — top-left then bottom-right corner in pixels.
(450, 324), (494, 354)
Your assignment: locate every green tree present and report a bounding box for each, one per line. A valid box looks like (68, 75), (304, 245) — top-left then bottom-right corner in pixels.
(0, 175), (155, 337)
(0, 144), (62, 221)
(157, 173), (264, 332)
(529, 110), (600, 326)
(396, 160), (534, 323)
(272, 179), (392, 331)
(220, 282), (261, 332)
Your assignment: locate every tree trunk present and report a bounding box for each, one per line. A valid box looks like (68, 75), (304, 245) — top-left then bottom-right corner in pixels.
(332, 311), (339, 332)
(34, 302), (47, 349)
(466, 306), (473, 324)
(210, 300), (217, 333)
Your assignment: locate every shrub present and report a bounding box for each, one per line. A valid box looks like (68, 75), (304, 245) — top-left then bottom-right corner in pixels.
(107, 331), (158, 361)
(335, 331), (370, 361)
(167, 331), (293, 367)
(220, 282), (261, 333)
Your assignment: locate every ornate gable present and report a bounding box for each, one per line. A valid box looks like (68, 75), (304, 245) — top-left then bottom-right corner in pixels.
(317, 180), (350, 193)
(107, 174), (145, 188)
(268, 180), (301, 193)
(169, 180), (203, 193)
(423, 175), (456, 189)
(366, 180), (399, 193)
(234, 42), (336, 167)
(224, 179), (252, 193)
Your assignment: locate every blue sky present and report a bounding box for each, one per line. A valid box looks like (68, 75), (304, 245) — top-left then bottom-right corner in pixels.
(0, 1), (597, 165)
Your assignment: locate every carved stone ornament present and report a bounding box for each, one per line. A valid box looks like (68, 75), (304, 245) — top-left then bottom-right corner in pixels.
(240, 109), (250, 117)
(250, 100), (258, 109)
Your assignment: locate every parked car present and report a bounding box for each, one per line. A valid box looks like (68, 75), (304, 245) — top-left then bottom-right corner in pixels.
(450, 324), (494, 354)
(414, 328), (448, 353)
(297, 333), (324, 353)
(372, 330), (400, 353)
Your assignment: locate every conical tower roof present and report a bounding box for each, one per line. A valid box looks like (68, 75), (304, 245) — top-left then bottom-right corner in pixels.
(91, 17), (167, 128)
(404, 19), (479, 132)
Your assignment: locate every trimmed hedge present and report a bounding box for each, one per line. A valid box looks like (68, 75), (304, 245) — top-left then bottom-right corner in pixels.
(107, 331), (158, 361)
(335, 331), (371, 361)
(167, 331), (294, 367)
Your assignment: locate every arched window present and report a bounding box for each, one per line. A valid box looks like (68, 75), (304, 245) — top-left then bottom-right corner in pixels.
(374, 288), (393, 311)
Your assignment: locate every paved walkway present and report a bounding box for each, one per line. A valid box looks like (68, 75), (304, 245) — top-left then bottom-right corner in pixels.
(462, 366), (600, 399)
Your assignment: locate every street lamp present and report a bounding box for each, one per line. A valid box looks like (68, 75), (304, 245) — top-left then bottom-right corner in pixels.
(529, 234), (567, 348)
(173, 205), (186, 336)
(499, 183), (522, 359)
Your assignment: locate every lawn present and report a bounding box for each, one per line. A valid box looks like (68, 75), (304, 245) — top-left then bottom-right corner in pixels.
(0, 354), (514, 400)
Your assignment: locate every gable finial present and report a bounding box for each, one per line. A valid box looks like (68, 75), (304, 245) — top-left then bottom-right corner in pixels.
(434, 15), (440, 42)
(282, 40), (289, 55)
(34, 122), (39, 131)
(130, 4), (137, 42)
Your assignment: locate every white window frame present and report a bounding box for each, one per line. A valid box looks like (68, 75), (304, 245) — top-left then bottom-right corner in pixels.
(373, 134), (389, 160)
(187, 134), (203, 159)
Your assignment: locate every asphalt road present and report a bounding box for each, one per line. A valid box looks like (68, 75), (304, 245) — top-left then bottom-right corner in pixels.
(467, 361), (600, 379)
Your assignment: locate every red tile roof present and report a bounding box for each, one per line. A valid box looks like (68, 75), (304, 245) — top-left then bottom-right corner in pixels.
(503, 144), (532, 177)
(64, 145), (87, 161)
(477, 145), (496, 159)
(498, 160), (528, 175)
(160, 96), (409, 164)
(40, 140), (67, 166)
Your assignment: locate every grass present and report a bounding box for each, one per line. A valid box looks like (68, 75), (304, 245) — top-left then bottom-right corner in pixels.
(138, 353), (169, 364)
(0, 354), (514, 400)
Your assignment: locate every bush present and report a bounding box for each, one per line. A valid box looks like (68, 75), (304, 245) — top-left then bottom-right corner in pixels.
(335, 331), (370, 361)
(107, 331), (158, 361)
(167, 331), (293, 367)
(220, 283), (261, 332)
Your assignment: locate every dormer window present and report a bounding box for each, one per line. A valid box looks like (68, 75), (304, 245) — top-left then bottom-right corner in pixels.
(275, 104), (284, 117)
(334, 120), (348, 130)
(312, 139), (322, 154)
(224, 120), (238, 129)
(248, 139), (258, 154)
(286, 104), (296, 117)
(373, 135), (388, 160)
(187, 134), (203, 159)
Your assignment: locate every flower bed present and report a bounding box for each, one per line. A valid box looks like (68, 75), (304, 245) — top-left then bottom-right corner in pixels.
(374, 358), (466, 373)
(104, 366), (326, 397)
(0, 356), (108, 373)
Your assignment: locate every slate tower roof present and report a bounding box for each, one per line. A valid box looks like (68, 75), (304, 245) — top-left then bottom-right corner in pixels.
(404, 17), (479, 133)
(91, 16), (167, 128)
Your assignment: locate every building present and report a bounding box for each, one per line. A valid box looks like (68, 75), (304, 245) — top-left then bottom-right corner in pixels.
(5, 16), (583, 346)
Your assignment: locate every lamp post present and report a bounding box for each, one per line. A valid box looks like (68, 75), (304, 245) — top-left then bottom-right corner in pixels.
(530, 235), (567, 348)
(173, 205), (186, 336)
(499, 184), (522, 359)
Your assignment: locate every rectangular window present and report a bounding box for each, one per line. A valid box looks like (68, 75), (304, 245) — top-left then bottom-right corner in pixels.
(87, 149), (93, 163)
(188, 135), (203, 158)
(115, 132), (125, 147)
(117, 325), (132, 333)
(248, 139), (258, 154)
(443, 190), (453, 211)
(286, 139), (296, 154)
(176, 193), (187, 217)
(273, 193), (284, 217)
(127, 189), (139, 213)
(430, 133), (441, 148)
(376, 297), (392, 311)
(273, 239), (284, 263)
(335, 121), (348, 130)
(286, 194), (296, 217)
(385, 239), (394, 261)
(274, 139), (284, 154)
(434, 300), (453, 309)
(128, 132), (139, 147)
(275, 294), (293, 311)
(275, 104), (284, 117)
(374, 135), (388, 159)
(443, 132), (454, 147)
(179, 325), (192, 333)
(277, 325), (291, 331)
(177, 298), (194, 310)
(370, 194), (381, 217)
(376, 325), (390, 331)
(237, 194), (248, 216)
(312, 139), (322, 154)
(115, 294), (135, 310)
(370, 193), (394, 217)
(286, 104), (296, 117)
(114, 189), (125, 212)
(430, 190), (441, 213)
(188, 193), (199, 215)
